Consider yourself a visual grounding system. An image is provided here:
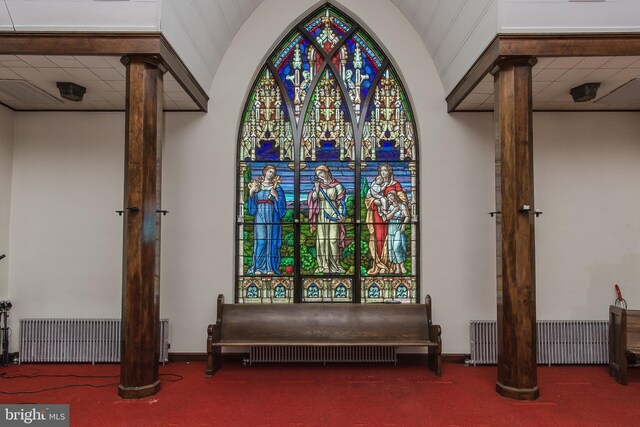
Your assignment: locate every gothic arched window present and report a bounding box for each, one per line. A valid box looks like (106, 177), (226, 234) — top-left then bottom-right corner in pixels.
(237, 4), (419, 304)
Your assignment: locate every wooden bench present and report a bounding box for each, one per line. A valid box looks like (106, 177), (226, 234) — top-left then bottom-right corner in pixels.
(206, 294), (442, 377)
(609, 305), (640, 385)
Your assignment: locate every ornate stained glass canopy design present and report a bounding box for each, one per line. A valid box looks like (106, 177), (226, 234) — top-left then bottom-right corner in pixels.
(236, 4), (419, 304)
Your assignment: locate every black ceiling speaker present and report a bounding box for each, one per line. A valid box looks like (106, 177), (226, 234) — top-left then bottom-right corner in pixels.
(56, 82), (86, 102)
(570, 82), (600, 102)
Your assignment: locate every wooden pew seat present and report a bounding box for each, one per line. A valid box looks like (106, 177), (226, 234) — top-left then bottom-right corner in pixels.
(206, 294), (442, 377)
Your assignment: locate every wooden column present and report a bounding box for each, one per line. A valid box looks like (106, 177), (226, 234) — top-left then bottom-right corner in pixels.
(492, 56), (539, 400)
(119, 55), (164, 399)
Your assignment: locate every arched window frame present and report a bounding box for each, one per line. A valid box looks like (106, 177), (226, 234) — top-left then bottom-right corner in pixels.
(235, 3), (420, 304)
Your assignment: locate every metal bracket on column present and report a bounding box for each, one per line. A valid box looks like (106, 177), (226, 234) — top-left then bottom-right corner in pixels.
(518, 205), (531, 213)
(126, 207), (139, 212)
(116, 210), (124, 216)
(156, 210), (169, 216)
(534, 209), (543, 218)
(489, 211), (501, 217)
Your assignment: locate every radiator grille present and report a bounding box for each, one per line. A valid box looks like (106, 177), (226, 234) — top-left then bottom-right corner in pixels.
(248, 346), (397, 364)
(19, 318), (169, 364)
(469, 320), (609, 365)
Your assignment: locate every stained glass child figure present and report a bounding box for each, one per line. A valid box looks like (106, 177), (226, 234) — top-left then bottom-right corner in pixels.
(385, 191), (409, 274)
(367, 174), (388, 220)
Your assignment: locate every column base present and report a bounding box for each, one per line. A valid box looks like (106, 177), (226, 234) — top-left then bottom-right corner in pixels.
(118, 380), (161, 399)
(496, 381), (539, 400)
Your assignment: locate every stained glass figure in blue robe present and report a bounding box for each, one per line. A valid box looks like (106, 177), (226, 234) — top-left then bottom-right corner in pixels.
(247, 165), (287, 274)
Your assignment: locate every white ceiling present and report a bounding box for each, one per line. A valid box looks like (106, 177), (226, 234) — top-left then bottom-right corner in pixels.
(0, 54), (198, 111)
(458, 55), (640, 112)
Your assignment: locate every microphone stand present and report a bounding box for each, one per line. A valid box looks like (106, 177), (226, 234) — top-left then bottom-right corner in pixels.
(1, 308), (8, 366)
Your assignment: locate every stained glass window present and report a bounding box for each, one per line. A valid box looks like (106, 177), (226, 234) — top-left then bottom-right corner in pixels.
(237, 4), (419, 304)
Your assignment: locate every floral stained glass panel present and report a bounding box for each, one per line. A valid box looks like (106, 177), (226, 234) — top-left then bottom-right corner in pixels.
(271, 32), (324, 122)
(240, 68), (294, 162)
(332, 31), (384, 121)
(362, 68), (416, 161)
(301, 69), (355, 162)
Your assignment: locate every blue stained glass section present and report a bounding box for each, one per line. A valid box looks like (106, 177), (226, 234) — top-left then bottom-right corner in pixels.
(316, 140), (340, 161)
(335, 284), (347, 298)
(255, 141), (279, 160)
(368, 284), (380, 299)
(274, 36), (321, 104)
(247, 284), (259, 299)
(396, 284), (408, 299)
(376, 141), (401, 161)
(274, 284), (286, 298)
(308, 284), (319, 298)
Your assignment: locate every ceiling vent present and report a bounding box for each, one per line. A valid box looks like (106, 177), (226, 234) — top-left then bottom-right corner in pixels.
(595, 79), (640, 104)
(0, 80), (62, 104)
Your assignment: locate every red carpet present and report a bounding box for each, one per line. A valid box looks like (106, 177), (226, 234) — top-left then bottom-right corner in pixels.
(1, 361), (639, 426)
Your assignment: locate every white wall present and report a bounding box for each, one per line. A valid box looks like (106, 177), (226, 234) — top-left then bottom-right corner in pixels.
(9, 113), (124, 349)
(1, 0), (159, 32)
(0, 105), (14, 300)
(6, 0), (640, 355)
(535, 112), (640, 319)
(500, 0), (640, 33)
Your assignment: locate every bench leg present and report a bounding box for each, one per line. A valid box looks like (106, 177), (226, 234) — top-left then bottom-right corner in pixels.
(205, 346), (222, 377)
(428, 351), (441, 376)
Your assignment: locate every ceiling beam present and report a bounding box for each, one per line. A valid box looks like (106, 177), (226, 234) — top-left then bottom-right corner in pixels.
(0, 32), (208, 112)
(446, 33), (640, 112)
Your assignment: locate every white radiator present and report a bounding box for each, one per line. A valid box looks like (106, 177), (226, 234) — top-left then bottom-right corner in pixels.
(248, 346), (397, 364)
(19, 318), (169, 364)
(469, 320), (609, 366)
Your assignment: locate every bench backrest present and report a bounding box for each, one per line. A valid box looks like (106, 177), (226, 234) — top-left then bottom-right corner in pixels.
(219, 301), (431, 344)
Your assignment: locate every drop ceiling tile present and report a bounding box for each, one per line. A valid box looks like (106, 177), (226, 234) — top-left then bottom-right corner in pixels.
(532, 81), (551, 93)
(62, 68), (101, 81)
(83, 80), (115, 92)
(74, 56), (113, 68)
(92, 68), (124, 81)
(546, 57), (584, 69)
(584, 68), (620, 81)
(16, 55), (59, 68)
(0, 68), (21, 79)
(10, 68), (45, 81)
(557, 68), (596, 82)
(575, 56), (614, 69)
(534, 57), (555, 69)
(105, 80), (126, 91)
(544, 101), (570, 109)
(44, 68), (74, 81)
(0, 59), (30, 68)
(602, 56), (640, 69)
(163, 78), (183, 92)
(629, 58), (640, 69)
(464, 93), (490, 104)
(535, 68), (567, 82)
(0, 55), (20, 63)
(46, 56), (85, 68)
